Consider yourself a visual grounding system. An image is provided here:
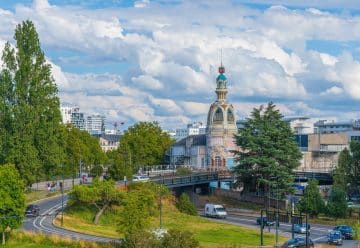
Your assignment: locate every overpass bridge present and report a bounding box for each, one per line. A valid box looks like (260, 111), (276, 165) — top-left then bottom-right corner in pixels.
(150, 172), (234, 188)
(149, 171), (332, 189)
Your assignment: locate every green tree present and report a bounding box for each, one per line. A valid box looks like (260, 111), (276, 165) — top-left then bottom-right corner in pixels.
(297, 179), (325, 217)
(233, 102), (302, 196)
(0, 20), (64, 186)
(69, 178), (122, 224)
(160, 229), (200, 248)
(118, 183), (158, 236)
(332, 148), (352, 191)
(109, 122), (174, 179)
(62, 125), (105, 184)
(326, 187), (348, 219)
(176, 193), (197, 216)
(0, 164), (25, 245)
(349, 141), (360, 189)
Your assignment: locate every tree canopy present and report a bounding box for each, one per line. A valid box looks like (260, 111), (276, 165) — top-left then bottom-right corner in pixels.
(233, 102), (302, 195)
(0, 20), (63, 186)
(108, 122), (174, 180)
(0, 164), (25, 245)
(297, 179), (325, 217)
(69, 178), (122, 224)
(332, 147), (352, 191)
(326, 187), (348, 219)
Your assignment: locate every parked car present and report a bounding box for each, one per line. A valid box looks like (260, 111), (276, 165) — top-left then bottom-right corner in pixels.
(347, 201), (360, 209)
(132, 175), (150, 182)
(256, 217), (276, 226)
(204, 203), (227, 219)
(294, 224), (310, 234)
(281, 237), (314, 248)
(327, 230), (343, 245)
(25, 204), (40, 217)
(333, 225), (355, 240)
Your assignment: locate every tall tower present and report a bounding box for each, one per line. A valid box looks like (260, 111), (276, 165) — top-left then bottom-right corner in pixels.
(206, 63), (237, 171)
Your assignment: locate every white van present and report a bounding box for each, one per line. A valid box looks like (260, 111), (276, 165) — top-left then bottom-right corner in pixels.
(204, 203), (227, 219)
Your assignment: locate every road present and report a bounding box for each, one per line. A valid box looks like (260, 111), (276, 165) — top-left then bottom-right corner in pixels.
(22, 194), (118, 243)
(202, 213), (358, 247)
(22, 195), (358, 247)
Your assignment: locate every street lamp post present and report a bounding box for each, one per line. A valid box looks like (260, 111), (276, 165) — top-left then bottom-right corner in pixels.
(275, 181), (279, 247)
(61, 164), (64, 226)
(159, 186), (162, 229)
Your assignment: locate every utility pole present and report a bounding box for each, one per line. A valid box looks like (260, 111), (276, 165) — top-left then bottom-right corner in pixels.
(260, 209), (264, 247)
(159, 186), (163, 229)
(305, 212), (309, 248)
(275, 181), (279, 247)
(61, 164), (64, 226)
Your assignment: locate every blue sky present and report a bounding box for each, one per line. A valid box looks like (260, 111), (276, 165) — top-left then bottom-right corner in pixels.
(1, 0), (360, 130)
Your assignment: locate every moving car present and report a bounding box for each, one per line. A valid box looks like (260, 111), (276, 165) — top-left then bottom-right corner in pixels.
(25, 204), (40, 217)
(347, 201), (360, 209)
(294, 224), (310, 234)
(256, 217), (276, 226)
(204, 203), (227, 218)
(281, 237), (314, 248)
(132, 175), (150, 182)
(333, 225), (355, 240)
(327, 230), (343, 245)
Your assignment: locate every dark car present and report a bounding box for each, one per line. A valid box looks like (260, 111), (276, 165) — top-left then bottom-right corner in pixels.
(333, 225), (355, 240)
(25, 204), (40, 217)
(327, 230), (343, 245)
(256, 217), (276, 226)
(281, 237), (314, 248)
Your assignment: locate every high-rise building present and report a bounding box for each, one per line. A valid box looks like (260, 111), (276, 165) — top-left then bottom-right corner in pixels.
(86, 114), (105, 135)
(71, 107), (86, 130)
(60, 106), (74, 124)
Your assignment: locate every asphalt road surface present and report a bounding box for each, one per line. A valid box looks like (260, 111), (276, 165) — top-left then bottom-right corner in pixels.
(200, 213), (358, 247)
(22, 195), (118, 243)
(22, 195), (358, 247)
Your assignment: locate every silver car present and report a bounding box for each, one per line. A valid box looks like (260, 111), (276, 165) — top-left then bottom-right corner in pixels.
(294, 224), (310, 234)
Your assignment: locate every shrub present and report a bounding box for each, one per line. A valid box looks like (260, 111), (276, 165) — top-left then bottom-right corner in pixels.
(175, 193), (197, 216)
(160, 229), (200, 248)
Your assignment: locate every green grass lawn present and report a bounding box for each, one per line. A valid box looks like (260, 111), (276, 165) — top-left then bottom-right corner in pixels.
(55, 199), (286, 247)
(3, 231), (111, 248)
(25, 190), (61, 204)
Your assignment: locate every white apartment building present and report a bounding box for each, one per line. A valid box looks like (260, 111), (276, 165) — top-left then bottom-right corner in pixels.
(174, 122), (206, 141)
(284, 116), (316, 134)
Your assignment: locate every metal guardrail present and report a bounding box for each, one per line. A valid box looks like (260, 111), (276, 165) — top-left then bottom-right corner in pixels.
(151, 172), (222, 187)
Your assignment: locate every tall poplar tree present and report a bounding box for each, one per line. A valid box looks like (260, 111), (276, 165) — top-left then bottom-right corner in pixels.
(233, 102), (302, 196)
(0, 20), (63, 185)
(332, 148), (352, 191)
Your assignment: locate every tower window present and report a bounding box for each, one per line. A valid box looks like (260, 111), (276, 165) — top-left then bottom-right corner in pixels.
(227, 109), (234, 122)
(213, 108), (223, 123)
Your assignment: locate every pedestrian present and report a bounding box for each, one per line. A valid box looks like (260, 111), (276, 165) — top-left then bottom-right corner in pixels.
(59, 181), (63, 191)
(47, 182), (51, 191)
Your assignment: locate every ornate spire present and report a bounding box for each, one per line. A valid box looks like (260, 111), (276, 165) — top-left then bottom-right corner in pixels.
(215, 53), (227, 102)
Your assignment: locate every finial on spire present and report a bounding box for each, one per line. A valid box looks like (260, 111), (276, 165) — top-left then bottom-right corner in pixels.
(219, 49), (225, 74)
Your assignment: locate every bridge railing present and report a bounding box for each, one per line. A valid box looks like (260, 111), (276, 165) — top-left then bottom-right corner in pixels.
(151, 172), (219, 187)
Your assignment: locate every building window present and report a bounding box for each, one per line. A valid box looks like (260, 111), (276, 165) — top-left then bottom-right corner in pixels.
(213, 108), (223, 123)
(215, 156), (221, 168)
(227, 109), (234, 122)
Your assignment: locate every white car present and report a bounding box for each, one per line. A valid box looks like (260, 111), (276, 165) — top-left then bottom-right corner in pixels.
(132, 175), (150, 182)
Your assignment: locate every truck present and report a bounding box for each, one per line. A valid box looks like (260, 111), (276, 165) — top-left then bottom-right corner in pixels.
(204, 203), (227, 219)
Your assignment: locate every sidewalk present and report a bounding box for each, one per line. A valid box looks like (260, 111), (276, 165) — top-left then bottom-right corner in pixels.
(30, 177), (93, 191)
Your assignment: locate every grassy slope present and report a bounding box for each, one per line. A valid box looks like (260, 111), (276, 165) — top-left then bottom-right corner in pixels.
(55, 200), (286, 247)
(25, 190), (61, 204)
